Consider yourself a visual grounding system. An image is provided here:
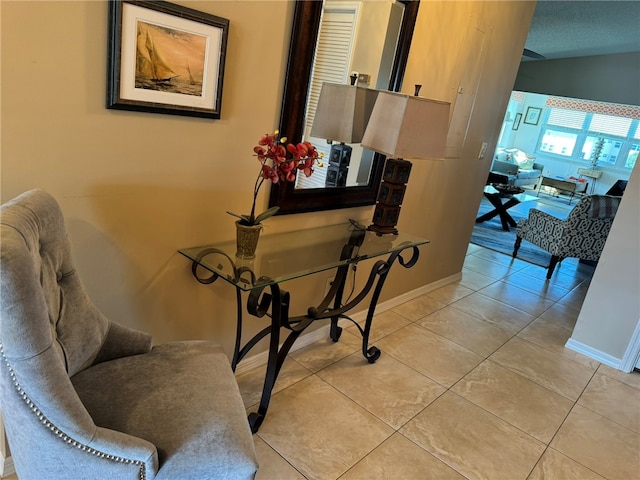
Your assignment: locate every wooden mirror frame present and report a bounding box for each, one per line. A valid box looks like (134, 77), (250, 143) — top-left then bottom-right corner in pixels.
(269, 0), (420, 215)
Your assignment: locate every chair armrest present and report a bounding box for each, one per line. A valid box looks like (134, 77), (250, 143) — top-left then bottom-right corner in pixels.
(93, 321), (152, 365)
(516, 208), (567, 253)
(88, 426), (159, 478)
(517, 208), (566, 236)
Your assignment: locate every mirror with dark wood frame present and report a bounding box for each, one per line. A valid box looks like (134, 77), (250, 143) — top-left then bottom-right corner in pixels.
(269, 0), (420, 215)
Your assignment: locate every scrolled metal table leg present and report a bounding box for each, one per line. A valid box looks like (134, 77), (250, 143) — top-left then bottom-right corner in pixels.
(330, 320), (343, 342)
(248, 412), (265, 433)
(191, 261), (219, 285)
(231, 287), (243, 371)
(365, 346), (381, 363)
(245, 282), (286, 433)
(307, 263), (350, 343)
(245, 280), (314, 433)
(329, 266), (347, 342)
(360, 246), (420, 363)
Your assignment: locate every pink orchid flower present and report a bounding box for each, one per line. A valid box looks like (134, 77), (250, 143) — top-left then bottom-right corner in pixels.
(227, 130), (323, 226)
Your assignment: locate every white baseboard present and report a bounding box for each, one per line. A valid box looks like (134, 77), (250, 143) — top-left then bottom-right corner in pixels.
(235, 272), (461, 376)
(1, 453), (15, 478)
(619, 319), (640, 373)
(565, 338), (622, 369)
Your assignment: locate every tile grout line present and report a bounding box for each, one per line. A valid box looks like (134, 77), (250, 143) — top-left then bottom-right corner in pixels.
(254, 244), (600, 479)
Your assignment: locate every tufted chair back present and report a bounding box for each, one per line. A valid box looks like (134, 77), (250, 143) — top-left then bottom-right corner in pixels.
(0, 190), (156, 479)
(1, 189), (113, 375)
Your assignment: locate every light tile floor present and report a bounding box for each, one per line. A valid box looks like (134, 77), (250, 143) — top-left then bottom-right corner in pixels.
(239, 244), (640, 480)
(5, 245), (639, 480)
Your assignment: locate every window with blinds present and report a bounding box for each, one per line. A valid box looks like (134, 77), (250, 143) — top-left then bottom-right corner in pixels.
(547, 108), (587, 129)
(589, 114), (633, 137)
(536, 105), (640, 169)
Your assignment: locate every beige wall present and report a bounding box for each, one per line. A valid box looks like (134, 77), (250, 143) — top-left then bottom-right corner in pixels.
(396, 0), (535, 288)
(1, 0), (534, 355)
(570, 164), (640, 361)
(350, 0), (395, 88)
(1, 0), (535, 467)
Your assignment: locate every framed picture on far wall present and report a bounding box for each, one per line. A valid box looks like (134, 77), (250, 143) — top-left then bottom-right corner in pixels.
(524, 107), (542, 125)
(107, 0), (229, 119)
(512, 113), (522, 130)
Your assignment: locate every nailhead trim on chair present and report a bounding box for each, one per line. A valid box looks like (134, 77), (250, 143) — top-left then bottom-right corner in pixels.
(0, 343), (147, 480)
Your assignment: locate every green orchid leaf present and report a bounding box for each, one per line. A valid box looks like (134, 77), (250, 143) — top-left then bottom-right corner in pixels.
(253, 206), (280, 224)
(226, 211), (254, 224)
(226, 211), (244, 220)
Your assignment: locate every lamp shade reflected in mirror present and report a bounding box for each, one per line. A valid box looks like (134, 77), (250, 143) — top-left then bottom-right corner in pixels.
(310, 83), (379, 187)
(311, 83), (379, 144)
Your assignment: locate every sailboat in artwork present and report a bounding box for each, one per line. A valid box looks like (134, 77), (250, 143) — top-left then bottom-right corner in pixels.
(136, 24), (178, 83)
(186, 62), (196, 85)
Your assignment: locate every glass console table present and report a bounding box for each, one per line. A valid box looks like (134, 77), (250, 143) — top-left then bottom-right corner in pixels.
(179, 221), (429, 432)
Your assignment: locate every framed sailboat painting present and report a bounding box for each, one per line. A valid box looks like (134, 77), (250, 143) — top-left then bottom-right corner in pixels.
(107, 0), (229, 119)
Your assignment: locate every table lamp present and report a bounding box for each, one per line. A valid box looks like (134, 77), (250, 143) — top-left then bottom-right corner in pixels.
(310, 83), (379, 187)
(361, 90), (450, 235)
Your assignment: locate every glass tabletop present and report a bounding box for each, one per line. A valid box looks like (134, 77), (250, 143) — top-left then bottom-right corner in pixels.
(179, 222), (429, 291)
(484, 185), (538, 203)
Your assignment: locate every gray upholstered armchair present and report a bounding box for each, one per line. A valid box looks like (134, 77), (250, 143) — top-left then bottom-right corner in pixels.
(513, 194), (621, 279)
(0, 190), (258, 479)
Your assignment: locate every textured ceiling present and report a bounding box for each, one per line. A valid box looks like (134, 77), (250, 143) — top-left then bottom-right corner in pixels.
(523, 0), (640, 61)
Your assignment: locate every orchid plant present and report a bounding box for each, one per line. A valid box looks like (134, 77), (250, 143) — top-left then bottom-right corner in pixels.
(227, 131), (322, 226)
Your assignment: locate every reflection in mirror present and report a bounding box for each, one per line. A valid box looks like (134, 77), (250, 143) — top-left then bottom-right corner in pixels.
(297, 0), (406, 190)
(307, 83), (379, 190)
(270, 0), (419, 215)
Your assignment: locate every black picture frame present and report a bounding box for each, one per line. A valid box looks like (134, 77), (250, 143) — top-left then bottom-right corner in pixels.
(107, 0), (229, 119)
(524, 107), (542, 126)
(512, 112), (522, 130)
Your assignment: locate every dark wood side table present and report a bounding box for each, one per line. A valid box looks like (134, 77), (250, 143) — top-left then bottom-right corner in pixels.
(476, 185), (538, 231)
(179, 222), (428, 433)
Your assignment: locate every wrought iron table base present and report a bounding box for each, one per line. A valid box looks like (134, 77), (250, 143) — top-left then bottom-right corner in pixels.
(190, 244), (419, 433)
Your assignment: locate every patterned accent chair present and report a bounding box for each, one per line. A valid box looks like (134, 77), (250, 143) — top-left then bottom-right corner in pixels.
(513, 195), (621, 279)
(0, 190), (258, 480)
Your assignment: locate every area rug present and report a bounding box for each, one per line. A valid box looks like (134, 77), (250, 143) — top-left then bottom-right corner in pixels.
(471, 190), (575, 267)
